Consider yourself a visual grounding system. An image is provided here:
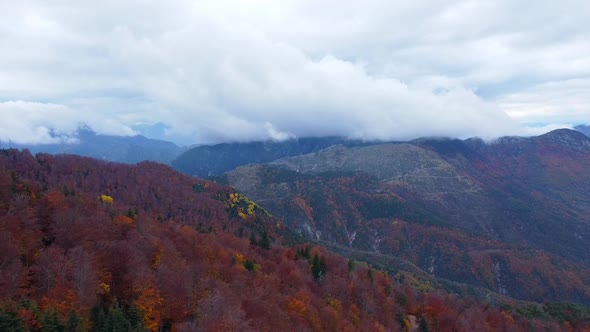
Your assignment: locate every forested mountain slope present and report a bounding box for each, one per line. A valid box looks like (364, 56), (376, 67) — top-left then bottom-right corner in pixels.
(223, 129), (590, 306)
(4, 150), (587, 330)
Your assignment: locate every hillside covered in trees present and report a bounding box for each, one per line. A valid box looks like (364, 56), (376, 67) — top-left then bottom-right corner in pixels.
(222, 129), (590, 307)
(1, 149), (589, 331)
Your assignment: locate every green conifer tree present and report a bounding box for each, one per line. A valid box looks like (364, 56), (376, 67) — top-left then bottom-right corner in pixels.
(311, 254), (321, 280)
(249, 232), (257, 246)
(65, 310), (81, 332)
(259, 230), (271, 250)
(319, 256), (327, 279)
(104, 300), (130, 332)
(0, 310), (25, 332)
(419, 317), (429, 332)
(41, 307), (64, 332)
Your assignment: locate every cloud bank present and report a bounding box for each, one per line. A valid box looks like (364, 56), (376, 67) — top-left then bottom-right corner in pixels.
(0, 1), (588, 144)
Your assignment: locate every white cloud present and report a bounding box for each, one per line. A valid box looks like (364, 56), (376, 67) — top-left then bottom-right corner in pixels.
(0, 101), (78, 144)
(0, 101), (135, 144)
(264, 122), (295, 142)
(0, 0), (588, 145)
(498, 78), (590, 124)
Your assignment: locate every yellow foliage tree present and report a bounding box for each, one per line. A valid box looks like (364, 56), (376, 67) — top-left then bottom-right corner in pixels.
(326, 296), (342, 313)
(99, 194), (113, 204)
(234, 253), (246, 266)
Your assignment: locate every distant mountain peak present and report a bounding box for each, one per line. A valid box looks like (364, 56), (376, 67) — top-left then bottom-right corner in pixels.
(575, 124), (590, 137)
(537, 128), (590, 151)
(15, 128), (181, 164)
(542, 128), (585, 137)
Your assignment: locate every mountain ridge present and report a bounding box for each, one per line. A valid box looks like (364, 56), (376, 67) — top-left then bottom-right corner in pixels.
(171, 137), (373, 177)
(221, 129), (590, 306)
(12, 128), (182, 164)
(173, 128), (590, 180)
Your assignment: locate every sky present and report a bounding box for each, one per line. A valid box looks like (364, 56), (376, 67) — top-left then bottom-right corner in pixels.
(0, 0), (589, 145)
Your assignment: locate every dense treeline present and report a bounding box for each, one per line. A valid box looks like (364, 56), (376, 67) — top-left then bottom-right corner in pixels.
(0, 149), (588, 331)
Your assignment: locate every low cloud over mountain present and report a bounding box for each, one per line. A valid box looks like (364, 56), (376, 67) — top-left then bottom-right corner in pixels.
(1, 1), (588, 144)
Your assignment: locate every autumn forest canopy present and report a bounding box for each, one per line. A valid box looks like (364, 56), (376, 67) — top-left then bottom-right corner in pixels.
(2, 0), (590, 330)
(0, 148), (589, 331)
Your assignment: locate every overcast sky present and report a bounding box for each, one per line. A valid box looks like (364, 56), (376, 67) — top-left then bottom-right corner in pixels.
(1, 0), (589, 145)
